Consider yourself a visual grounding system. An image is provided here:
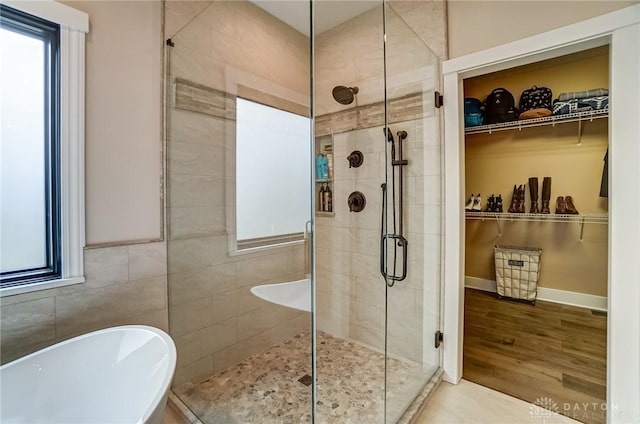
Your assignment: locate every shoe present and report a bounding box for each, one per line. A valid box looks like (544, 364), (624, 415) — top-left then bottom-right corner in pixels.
(529, 177), (539, 213)
(541, 177), (551, 214)
(495, 195), (504, 213)
(472, 193), (482, 211)
(508, 185), (518, 213)
(556, 196), (567, 214)
(485, 195), (495, 212)
(565, 196), (579, 214)
(465, 194), (475, 211)
(517, 184), (526, 213)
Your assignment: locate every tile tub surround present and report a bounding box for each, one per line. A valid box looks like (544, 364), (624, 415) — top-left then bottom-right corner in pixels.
(0, 242), (168, 364)
(174, 331), (429, 423)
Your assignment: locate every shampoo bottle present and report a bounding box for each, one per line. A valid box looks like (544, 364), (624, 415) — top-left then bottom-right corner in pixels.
(321, 155), (329, 180)
(318, 184), (326, 212)
(315, 154), (325, 180)
(326, 153), (334, 179)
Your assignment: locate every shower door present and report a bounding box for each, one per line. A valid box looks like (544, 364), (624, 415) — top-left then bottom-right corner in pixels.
(312, 1), (442, 422)
(381, 3), (442, 422)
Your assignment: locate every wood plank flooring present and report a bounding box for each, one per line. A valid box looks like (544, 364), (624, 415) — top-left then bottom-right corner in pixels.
(463, 288), (607, 424)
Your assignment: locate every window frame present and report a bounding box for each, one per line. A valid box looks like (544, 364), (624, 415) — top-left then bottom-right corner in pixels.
(0, 1), (87, 297)
(0, 5), (62, 287)
(233, 96), (310, 253)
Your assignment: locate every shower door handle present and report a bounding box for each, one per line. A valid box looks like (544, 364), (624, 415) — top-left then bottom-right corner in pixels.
(380, 233), (408, 283)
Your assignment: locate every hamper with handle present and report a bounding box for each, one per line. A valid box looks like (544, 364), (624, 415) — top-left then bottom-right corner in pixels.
(494, 245), (542, 304)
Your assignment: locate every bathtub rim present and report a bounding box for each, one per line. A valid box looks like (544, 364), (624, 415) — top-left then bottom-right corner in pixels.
(0, 325), (177, 424)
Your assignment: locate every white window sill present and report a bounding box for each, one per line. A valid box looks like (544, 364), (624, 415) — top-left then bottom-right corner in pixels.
(229, 239), (305, 257)
(0, 276), (84, 298)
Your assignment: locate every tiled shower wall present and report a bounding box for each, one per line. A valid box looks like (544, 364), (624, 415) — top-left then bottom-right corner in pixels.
(165, 1), (311, 386)
(314, 3), (443, 368)
(315, 117), (441, 365)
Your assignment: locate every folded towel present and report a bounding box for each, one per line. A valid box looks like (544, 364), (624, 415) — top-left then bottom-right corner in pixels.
(552, 96), (609, 115)
(558, 88), (608, 102)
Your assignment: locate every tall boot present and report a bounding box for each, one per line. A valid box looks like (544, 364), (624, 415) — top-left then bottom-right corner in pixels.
(508, 185), (518, 213)
(541, 177), (551, 214)
(517, 184), (526, 213)
(529, 177), (539, 213)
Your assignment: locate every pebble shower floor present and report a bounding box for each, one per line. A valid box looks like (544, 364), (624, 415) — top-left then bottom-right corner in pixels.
(174, 332), (427, 423)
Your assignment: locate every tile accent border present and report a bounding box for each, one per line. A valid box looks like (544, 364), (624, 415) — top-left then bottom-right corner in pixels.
(173, 76), (434, 137)
(174, 78), (236, 120)
(173, 78), (308, 119)
(315, 91), (435, 136)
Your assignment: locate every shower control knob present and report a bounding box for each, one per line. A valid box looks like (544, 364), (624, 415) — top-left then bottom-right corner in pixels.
(348, 191), (366, 212)
(347, 151), (364, 168)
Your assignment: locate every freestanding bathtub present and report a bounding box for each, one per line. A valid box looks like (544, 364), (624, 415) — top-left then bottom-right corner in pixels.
(0, 325), (176, 424)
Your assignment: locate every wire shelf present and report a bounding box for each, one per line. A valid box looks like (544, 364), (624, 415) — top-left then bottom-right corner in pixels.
(464, 109), (608, 135)
(466, 211), (608, 224)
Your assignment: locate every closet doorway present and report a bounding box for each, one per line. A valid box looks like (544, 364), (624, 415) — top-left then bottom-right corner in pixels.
(461, 48), (609, 424)
(442, 5), (640, 424)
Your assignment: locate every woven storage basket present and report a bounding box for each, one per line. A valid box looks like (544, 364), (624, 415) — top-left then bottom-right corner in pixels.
(494, 245), (542, 303)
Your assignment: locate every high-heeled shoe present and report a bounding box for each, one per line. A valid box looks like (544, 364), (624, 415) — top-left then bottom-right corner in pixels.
(472, 193), (482, 211)
(465, 194), (475, 211)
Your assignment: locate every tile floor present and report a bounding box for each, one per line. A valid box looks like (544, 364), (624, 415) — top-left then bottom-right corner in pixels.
(415, 379), (580, 424)
(172, 331), (429, 423)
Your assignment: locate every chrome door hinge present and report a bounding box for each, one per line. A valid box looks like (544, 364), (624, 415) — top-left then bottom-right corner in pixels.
(435, 91), (443, 108)
(434, 330), (444, 348)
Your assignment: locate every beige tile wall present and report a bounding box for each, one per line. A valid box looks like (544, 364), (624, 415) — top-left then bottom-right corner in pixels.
(165, 1), (311, 387)
(0, 242), (169, 364)
(314, 2), (444, 116)
(313, 0), (444, 378)
(315, 117), (441, 367)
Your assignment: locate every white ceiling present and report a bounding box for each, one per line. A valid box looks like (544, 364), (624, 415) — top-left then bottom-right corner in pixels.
(250, 1), (380, 36)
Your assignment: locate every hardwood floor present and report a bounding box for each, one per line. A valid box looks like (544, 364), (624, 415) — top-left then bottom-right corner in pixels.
(463, 288), (607, 424)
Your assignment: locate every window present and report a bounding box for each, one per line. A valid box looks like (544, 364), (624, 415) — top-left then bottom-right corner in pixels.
(0, 2), (87, 296)
(0, 5), (60, 286)
(235, 98), (311, 250)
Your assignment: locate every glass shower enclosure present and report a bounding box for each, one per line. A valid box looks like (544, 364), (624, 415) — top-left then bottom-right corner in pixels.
(164, 1), (442, 422)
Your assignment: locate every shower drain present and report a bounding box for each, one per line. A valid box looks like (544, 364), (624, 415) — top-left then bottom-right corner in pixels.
(298, 374), (313, 386)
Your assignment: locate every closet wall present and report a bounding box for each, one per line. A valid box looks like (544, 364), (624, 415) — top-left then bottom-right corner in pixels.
(464, 47), (609, 297)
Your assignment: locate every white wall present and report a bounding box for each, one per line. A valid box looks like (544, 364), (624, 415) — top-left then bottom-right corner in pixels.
(61, 0), (163, 245)
(447, 0), (638, 58)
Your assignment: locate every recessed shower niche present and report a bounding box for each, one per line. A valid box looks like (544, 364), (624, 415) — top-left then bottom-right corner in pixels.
(164, 1), (444, 422)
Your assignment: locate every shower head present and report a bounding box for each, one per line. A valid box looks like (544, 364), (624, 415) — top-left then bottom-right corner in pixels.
(397, 131), (408, 141)
(332, 86), (359, 105)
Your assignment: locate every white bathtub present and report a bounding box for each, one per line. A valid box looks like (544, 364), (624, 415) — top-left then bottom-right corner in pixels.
(0, 325), (177, 424)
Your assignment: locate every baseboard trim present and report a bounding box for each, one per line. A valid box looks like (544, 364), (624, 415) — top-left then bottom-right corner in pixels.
(464, 276), (608, 311)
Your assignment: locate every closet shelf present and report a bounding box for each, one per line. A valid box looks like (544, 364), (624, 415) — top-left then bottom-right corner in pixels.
(465, 211), (608, 224)
(466, 211), (608, 242)
(464, 109), (608, 135)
